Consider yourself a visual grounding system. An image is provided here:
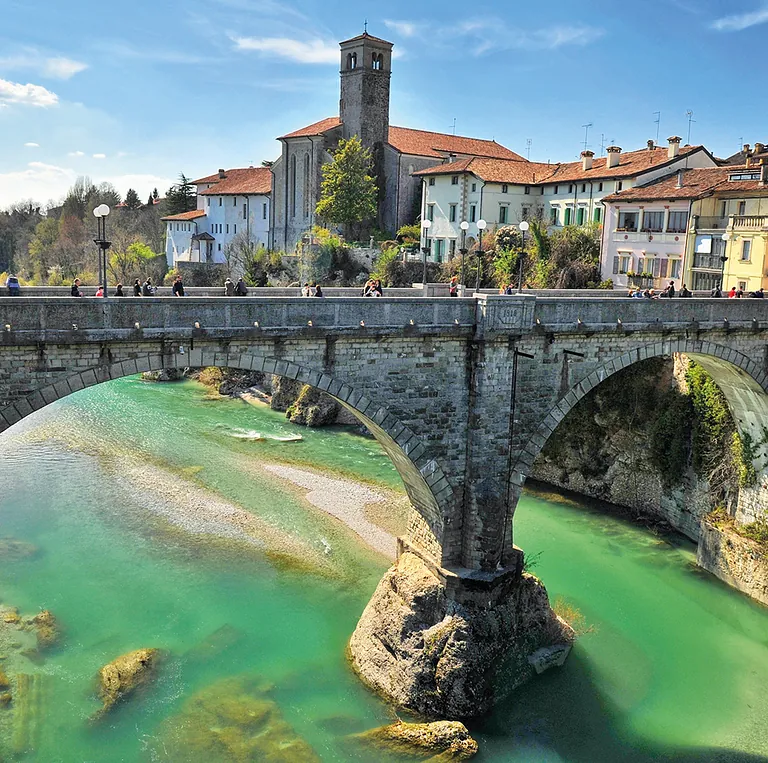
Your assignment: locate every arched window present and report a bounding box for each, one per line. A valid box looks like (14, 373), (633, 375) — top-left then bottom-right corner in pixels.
(372, 53), (381, 70)
(303, 154), (311, 218)
(347, 52), (357, 70)
(290, 155), (297, 217)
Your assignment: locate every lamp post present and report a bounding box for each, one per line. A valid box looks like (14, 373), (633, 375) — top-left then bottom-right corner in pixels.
(517, 220), (530, 293)
(93, 204), (111, 298)
(421, 218), (432, 288)
(475, 219), (487, 291)
(720, 232), (731, 292)
(459, 221), (469, 296)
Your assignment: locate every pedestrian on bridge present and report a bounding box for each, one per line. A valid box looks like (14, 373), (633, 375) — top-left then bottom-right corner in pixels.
(313, 283), (324, 297)
(172, 275), (185, 297)
(114, 283), (124, 297)
(235, 277), (248, 296)
(224, 277), (235, 296)
(71, 279), (83, 297)
(133, 279), (141, 297)
(5, 274), (20, 296)
(142, 278), (155, 296)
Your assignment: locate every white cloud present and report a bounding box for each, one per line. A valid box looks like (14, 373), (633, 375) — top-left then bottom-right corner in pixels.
(42, 57), (88, 79)
(0, 162), (76, 208)
(24, 142), (39, 148)
(92, 153), (106, 159)
(0, 78), (58, 107)
(384, 20), (421, 37)
(231, 36), (338, 64)
(711, 5), (768, 31)
(68, 150), (85, 157)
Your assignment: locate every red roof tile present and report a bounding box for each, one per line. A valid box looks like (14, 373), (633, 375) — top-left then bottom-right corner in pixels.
(279, 117), (342, 140)
(340, 32), (392, 46)
(161, 209), (207, 221)
(388, 126), (524, 160)
(415, 157), (554, 184)
(195, 167), (272, 196)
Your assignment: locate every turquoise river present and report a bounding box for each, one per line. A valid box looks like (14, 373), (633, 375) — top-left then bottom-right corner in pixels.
(0, 377), (767, 762)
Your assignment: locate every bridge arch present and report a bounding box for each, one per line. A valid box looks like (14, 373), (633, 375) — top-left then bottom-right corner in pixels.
(0, 349), (453, 563)
(506, 338), (768, 557)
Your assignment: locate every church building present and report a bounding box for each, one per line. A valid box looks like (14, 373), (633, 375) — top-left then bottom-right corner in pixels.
(269, 32), (524, 253)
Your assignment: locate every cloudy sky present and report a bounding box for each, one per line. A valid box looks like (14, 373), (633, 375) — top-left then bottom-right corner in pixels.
(1, 0), (767, 209)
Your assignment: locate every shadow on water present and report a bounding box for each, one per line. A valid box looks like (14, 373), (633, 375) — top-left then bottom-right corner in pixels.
(472, 649), (768, 762)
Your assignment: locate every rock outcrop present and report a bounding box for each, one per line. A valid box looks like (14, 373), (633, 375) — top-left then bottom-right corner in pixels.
(93, 648), (161, 720)
(349, 552), (573, 719)
(351, 720), (478, 760)
(287, 385), (341, 426)
(29, 610), (59, 651)
(141, 368), (186, 382)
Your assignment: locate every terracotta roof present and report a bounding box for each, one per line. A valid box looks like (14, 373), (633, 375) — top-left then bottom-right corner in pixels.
(279, 117), (342, 140)
(340, 32), (392, 46)
(543, 145), (707, 183)
(415, 157), (555, 184)
(196, 167), (272, 196)
(601, 167), (735, 202)
(388, 126), (524, 160)
(161, 209), (207, 221)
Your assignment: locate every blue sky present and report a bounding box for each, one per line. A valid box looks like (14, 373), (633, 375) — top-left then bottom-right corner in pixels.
(1, 0), (767, 208)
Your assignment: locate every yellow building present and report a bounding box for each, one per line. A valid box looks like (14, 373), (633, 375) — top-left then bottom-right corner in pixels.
(686, 162), (768, 293)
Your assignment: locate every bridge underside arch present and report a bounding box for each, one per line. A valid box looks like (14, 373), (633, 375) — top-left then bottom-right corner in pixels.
(506, 339), (768, 560)
(0, 350), (453, 564)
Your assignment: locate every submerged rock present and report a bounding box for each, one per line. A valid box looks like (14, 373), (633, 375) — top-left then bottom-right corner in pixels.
(0, 538), (37, 562)
(183, 623), (243, 664)
(93, 648), (161, 720)
(352, 720), (478, 760)
(151, 674), (320, 762)
(29, 610), (59, 651)
(0, 669), (10, 690)
(349, 552), (574, 719)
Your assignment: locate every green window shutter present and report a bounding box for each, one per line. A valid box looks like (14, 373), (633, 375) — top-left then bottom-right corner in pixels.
(594, 208), (602, 222)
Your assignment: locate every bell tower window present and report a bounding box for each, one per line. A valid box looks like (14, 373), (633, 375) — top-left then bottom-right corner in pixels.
(372, 52), (383, 70)
(346, 52), (357, 70)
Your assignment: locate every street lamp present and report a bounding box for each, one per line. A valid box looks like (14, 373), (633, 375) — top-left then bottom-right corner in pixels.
(475, 219), (487, 291)
(720, 232), (731, 292)
(517, 220), (530, 293)
(421, 218), (432, 288)
(93, 204), (111, 298)
(459, 221), (469, 296)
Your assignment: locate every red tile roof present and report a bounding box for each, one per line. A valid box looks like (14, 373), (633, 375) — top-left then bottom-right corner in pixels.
(415, 157), (554, 184)
(340, 32), (392, 46)
(161, 209), (207, 221)
(195, 167), (272, 196)
(388, 126), (524, 160)
(279, 117), (342, 140)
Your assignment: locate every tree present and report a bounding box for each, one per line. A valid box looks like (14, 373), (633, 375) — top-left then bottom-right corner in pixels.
(108, 241), (162, 284)
(315, 136), (377, 241)
(27, 217), (59, 282)
(165, 174), (196, 216)
(124, 188), (141, 210)
(222, 231), (254, 278)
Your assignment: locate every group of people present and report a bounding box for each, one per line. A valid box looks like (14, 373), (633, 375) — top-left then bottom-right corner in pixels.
(627, 280), (691, 299)
(223, 277), (248, 296)
(711, 285), (765, 298)
(361, 279), (383, 297)
(301, 282), (324, 297)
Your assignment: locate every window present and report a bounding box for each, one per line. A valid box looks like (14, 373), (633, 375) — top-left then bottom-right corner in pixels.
(593, 207), (602, 223)
(642, 211), (664, 232)
(347, 52), (357, 69)
(667, 211), (688, 233)
(226, 224), (229, 234)
(471, 183), (477, 193)
(576, 207), (585, 225)
(738, 201), (747, 215)
(470, 205), (477, 222)
(427, 204), (434, 222)
(739, 281), (747, 292)
(207, 198), (210, 207)
(233, 197), (237, 206)
(670, 259), (681, 279)
(434, 239), (445, 262)
(449, 239), (457, 257)
(581, 183), (586, 192)
(218, 243), (221, 251)
(243, 203), (247, 219)
(449, 204), (457, 222)
(425, 237), (432, 251)
(428, 177), (435, 186)
(290, 155), (297, 217)
(499, 205), (508, 224)
(524, 186), (530, 195)
(521, 206), (530, 220)
(262, 203), (267, 220)
(219, 197), (222, 206)
(564, 208), (572, 225)
(742, 240), (752, 261)
(721, 201), (727, 218)
(303, 154), (311, 218)
(233, 224), (237, 234)
(501, 184), (508, 193)
(598, 182), (603, 192)
(553, 185), (558, 194)
(550, 207), (559, 225)
(372, 53), (383, 70)
(617, 181), (623, 191)
(612, 254), (632, 274)
(618, 211), (638, 231)
(569, 184), (574, 193)
(451, 176), (459, 185)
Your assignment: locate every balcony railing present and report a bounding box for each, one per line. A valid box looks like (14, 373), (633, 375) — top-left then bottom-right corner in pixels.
(733, 215), (768, 230)
(695, 216), (729, 230)
(692, 253), (725, 270)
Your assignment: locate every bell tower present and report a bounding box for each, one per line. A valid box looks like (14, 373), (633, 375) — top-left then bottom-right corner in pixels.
(339, 32), (393, 149)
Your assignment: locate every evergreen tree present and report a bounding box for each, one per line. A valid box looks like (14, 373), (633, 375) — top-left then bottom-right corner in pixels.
(315, 136), (377, 240)
(165, 173), (196, 216)
(124, 188), (141, 210)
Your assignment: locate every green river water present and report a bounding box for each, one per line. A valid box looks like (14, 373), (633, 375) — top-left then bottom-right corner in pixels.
(0, 377), (766, 762)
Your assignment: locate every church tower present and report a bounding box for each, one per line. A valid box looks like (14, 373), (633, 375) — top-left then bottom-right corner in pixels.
(339, 32), (393, 149)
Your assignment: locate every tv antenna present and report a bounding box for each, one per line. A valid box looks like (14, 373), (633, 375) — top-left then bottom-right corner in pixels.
(582, 122), (593, 152)
(599, 133), (606, 156)
(686, 110), (696, 144)
(653, 111), (661, 145)
(450, 117), (457, 135)
(526, 138), (532, 160)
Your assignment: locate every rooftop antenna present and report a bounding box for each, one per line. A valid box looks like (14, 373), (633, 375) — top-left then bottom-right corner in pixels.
(686, 110), (696, 144)
(450, 117), (457, 135)
(600, 133), (606, 156)
(526, 138), (532, 160)
(653, 111), (661, 145)
(582, 122), (593, 152)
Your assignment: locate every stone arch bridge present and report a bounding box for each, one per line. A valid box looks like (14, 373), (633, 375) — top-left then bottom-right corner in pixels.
(1, 294), (767, 716)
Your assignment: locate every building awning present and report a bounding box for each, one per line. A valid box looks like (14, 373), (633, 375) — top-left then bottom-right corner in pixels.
(191, 232), (215, 241)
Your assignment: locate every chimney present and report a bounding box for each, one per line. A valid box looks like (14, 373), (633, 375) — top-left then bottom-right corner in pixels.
(647, 140), (655, 151)
(676, 170), (684, 189)
(606, 146), (622, 169)
(755, 142), (765, 155)
(581, 150), (594, 171)
(218, 168), (226, 179)
(667, 136), (681, 159)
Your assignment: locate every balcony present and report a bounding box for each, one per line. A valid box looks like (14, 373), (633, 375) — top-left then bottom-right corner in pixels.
(694, 216), (728, 231)
(692, 253), (725, 270)
(733, 215), (768, 231)
(695, 215), (768, 232)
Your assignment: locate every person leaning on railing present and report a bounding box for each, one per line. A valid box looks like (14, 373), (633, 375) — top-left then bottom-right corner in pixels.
(5, 274), (20, 296)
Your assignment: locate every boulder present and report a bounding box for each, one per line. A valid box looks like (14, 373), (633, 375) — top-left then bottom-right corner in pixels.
(286, 386), (340, 426)
(0, 669), (10, 690)
(349, 552), (574, 719)
(93, 648), (161, 719)
(352, 720), (478, 760)
(270, 375), (304, 412)
(141, 368), (185, 382)
(0, 691), (11, 706)
(30, 610), (59, 651)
